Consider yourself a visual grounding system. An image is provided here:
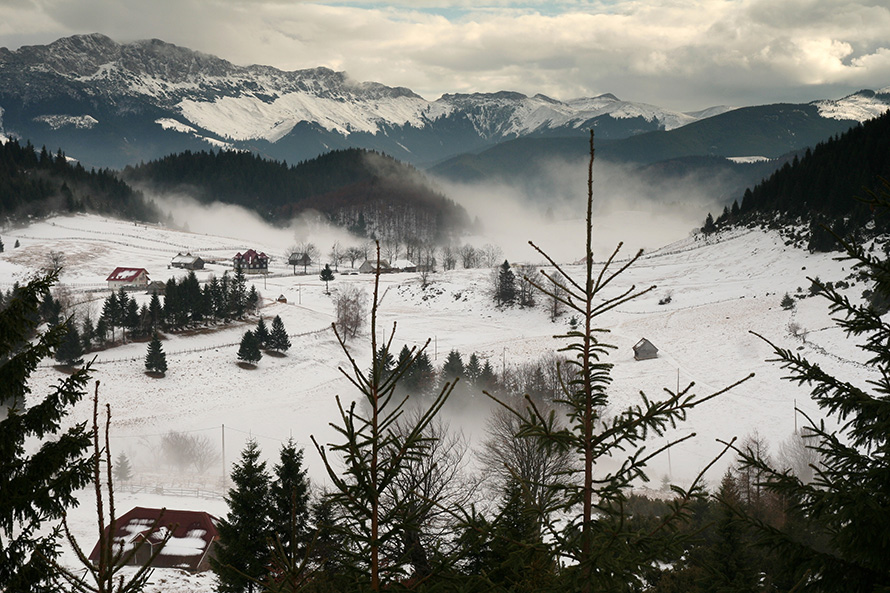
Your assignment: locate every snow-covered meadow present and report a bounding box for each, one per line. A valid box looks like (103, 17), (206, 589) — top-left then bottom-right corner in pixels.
(1, 211), (875, 591)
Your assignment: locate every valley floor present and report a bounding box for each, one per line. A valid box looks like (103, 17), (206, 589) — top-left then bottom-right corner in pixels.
(1, 213), (876, 591)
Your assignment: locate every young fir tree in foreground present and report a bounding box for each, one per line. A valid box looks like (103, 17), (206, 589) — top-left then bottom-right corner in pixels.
(736, 179), (890, 592)
(255, 317), (270, 349)
(0, 271), (93, 592)
(212, 439), (272, 593)
(311, 245), (454, 591)
(488, 130), (751, 593)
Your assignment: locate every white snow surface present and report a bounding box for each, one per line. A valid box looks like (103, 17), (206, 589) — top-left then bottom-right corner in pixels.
(2, 213), (877, 591)
(812, 90), (890, 122)
(33, 114), (98, 130)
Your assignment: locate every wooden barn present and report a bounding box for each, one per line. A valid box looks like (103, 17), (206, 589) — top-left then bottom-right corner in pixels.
(106, 267), (150, 290)
(391, 259), (417, 273)
(233, 249), (269, 274)
(359, 259), (391, 274)
(633, 338), (659, 361)
(88, 507), (219, 572)
(288, 252), (312, 274)
(171, 252), (205, 270)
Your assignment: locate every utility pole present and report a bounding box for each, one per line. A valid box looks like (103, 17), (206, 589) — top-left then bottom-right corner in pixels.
(221, 424), (226, 489)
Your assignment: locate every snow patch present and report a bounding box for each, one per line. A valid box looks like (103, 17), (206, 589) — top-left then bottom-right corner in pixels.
(727, 156), (770, 163)
(33, 114), (98, 130)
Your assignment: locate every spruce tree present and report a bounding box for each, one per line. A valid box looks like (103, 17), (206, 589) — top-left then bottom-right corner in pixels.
(238, 330), (262, 365)
(268, 315), (291, 353)
(497, 260), (516, 305)
(0, 272), (93, 591)
(270, 439), (311, 560)
(736, 180), (890, 592)
(148, 292), (162, 331)
(255, 317), (270, 349)
(212, 439), (273, 593)
(320, 264), (335, 294)
(55, 322), (84, 366)
(145, 333), (167, 375)
(441, 349), (464, 384)
(81, 313), (95, 352)
(113, 452), (134, 484)
(494, 131), (749, 593)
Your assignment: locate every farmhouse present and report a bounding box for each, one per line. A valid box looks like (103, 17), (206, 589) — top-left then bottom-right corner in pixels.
(88, 507), (219, 572)
(171, 252), (205, 270)
(633, 338), (659, 361)
(233, 249), (269, 274)
(359, 259), (392, 274)
(106, 267), (150, 290)
(391, 259), (417, 273)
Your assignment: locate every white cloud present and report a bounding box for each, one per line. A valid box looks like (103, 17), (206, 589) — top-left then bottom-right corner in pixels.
(1, 0), (888, 110)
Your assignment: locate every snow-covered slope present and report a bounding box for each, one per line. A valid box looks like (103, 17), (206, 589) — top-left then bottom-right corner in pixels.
(812, 88), (890, 121)
(3, 212), (877, 590)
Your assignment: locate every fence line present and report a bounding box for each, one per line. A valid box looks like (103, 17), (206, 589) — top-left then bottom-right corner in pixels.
(38, 325), (333, 368)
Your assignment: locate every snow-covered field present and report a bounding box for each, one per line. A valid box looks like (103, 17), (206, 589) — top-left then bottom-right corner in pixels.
(1, 212), (876, 591)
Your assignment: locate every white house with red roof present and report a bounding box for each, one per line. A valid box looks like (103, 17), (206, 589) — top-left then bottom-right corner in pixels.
(233, 249), (269, 274)
(106, 267), (150, 290)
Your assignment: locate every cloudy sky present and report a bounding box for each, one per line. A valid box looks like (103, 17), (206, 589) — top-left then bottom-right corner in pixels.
(1, 0), (889, 110)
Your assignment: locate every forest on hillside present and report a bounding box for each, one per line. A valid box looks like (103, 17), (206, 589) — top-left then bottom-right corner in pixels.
(124, 148), (471, 243)
(0, 139), (160, 222)
(704, 110), (890, 245)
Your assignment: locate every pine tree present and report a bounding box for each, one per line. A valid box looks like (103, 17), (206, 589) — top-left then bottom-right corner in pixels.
(441, 349), (465, 384)
(212, 439), (273, 593)
(496, 260), (516, 305)
(495, 131), (749, 593)
(255, 317), (270, 349)
(81, 313), (95, 352)
(736, 180), (890, 592)
(269, 439), (311, 561)
(702, 212), (717, 234)
(229, 267), (247, 318)
(238, 330), (262, 365)
(113, 452), (134, 483)
(0, 272), (93, 591)
(268, 315), (291, 353)
(247, 284), (259, 314)
(465, 353), (482, 385)
(320, 264), (335, 294)
(145, 333), (167, 375)
(0, 236), (4, 252)
(55, 322), (84, 366)
(781, 292), (795, 309)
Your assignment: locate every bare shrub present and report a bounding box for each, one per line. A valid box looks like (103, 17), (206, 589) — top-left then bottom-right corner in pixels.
(161, 430), (220, 475)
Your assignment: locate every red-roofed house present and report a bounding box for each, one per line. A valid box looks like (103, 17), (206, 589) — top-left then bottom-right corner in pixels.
(106, 267), (150, 290)
(88, 507), (219, 572)
(233, 249), (269, 274)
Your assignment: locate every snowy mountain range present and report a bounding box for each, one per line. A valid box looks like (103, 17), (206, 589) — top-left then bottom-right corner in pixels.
(1, 33), (889, 169)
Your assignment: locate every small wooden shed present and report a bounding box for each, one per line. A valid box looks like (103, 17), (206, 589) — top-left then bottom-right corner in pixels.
(633, 338), (658, 361)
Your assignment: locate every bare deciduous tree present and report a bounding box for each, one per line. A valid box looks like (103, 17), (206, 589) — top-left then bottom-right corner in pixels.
(458, 244), (478, 269)
(330, 241), (344, 271)
(480, 244), (503, 268)
(345, 246), (364, 269)
(334, 284), (367, 340)
(777, 428), (822, 484)
(440, 244), (457, 271)
(161, 430), (220, 475)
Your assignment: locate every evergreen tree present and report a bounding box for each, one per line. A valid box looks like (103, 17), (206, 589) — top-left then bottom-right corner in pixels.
(212, 439), (273, 593)
(247, 284), (259, 314)
(101, 291), (120, 342)
(320, 264), (335, 294)
(270, 439), (311, 560)
(268, 315), (291, 353)
(465, 353), (482, 385)
(255, 317), (270, 349)
(496, 260), (517, 305)
(479, 360), (498, 392)
(402, 348), (436, 396)
(702, 212), (717, 234)
(145, 333), (167, 375)
(55, 322), (84, 366)
(124, 296), (139, 339)
(736, 181), (890, 592)
(95, 316), (109, 346)
(14, 239), (20, 248)
(781, 292), (795, 310)
(0, 272), (93, 592)
(237, 330), (262, 365)
(0, 236), (4, 252)
(441, 349), (465, 384)
(80, 313), (95, 352)
(113, 452), (134, 484)
(229, 267), (247, 318)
